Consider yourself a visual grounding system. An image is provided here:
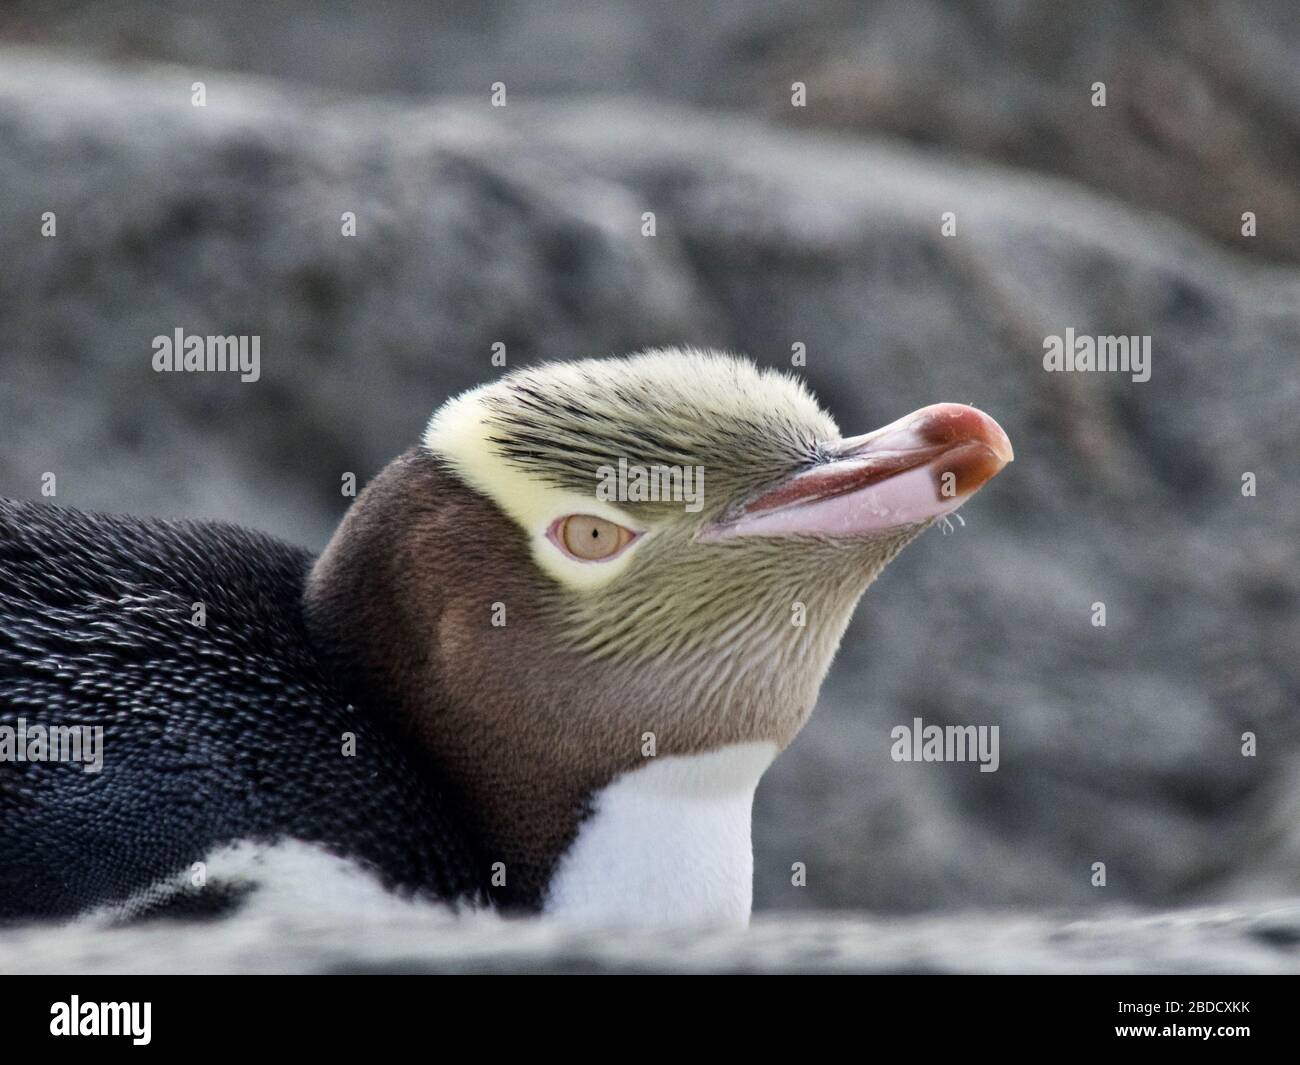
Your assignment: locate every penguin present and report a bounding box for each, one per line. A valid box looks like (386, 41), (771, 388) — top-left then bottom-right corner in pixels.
(0, 349), (1012, 926)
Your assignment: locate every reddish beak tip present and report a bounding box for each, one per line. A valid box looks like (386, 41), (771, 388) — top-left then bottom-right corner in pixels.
(701, 402), (1013, 542)
(867, 402), (1013, 466)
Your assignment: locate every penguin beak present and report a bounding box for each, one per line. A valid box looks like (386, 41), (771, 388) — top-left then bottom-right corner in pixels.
(700, 403), (1013, 541)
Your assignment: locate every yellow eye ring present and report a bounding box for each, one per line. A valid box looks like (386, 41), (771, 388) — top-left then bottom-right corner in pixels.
(548, 515), (637, 562)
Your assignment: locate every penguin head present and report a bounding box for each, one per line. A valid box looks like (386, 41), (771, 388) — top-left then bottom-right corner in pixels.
(421, 349), (1011, 720)
(306, 349), (1012, 893)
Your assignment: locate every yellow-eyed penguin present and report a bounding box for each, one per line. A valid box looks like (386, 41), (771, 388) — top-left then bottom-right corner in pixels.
(0, 349), (1011, 926)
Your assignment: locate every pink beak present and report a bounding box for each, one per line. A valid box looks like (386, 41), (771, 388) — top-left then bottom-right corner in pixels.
(700, 403), (1013, 541)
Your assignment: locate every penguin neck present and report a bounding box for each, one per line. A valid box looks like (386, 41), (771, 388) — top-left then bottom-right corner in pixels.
(543, 741), (778, 926)
(303, 451), (806, 917)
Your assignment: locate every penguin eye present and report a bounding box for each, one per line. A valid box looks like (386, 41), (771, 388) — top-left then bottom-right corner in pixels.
(550, 515), (636, 562)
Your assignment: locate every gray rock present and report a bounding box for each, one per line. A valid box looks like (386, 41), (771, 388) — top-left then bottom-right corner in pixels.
(2, 900), (1298, 974)
(5, 0), (1299, 260)
(0, 47), (1297, 921)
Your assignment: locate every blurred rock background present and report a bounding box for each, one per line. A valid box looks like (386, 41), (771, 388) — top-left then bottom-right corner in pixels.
(0, 0), (1297, 926)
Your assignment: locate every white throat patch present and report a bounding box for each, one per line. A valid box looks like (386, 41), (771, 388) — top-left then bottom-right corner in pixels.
(543, 741), (778, 928)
